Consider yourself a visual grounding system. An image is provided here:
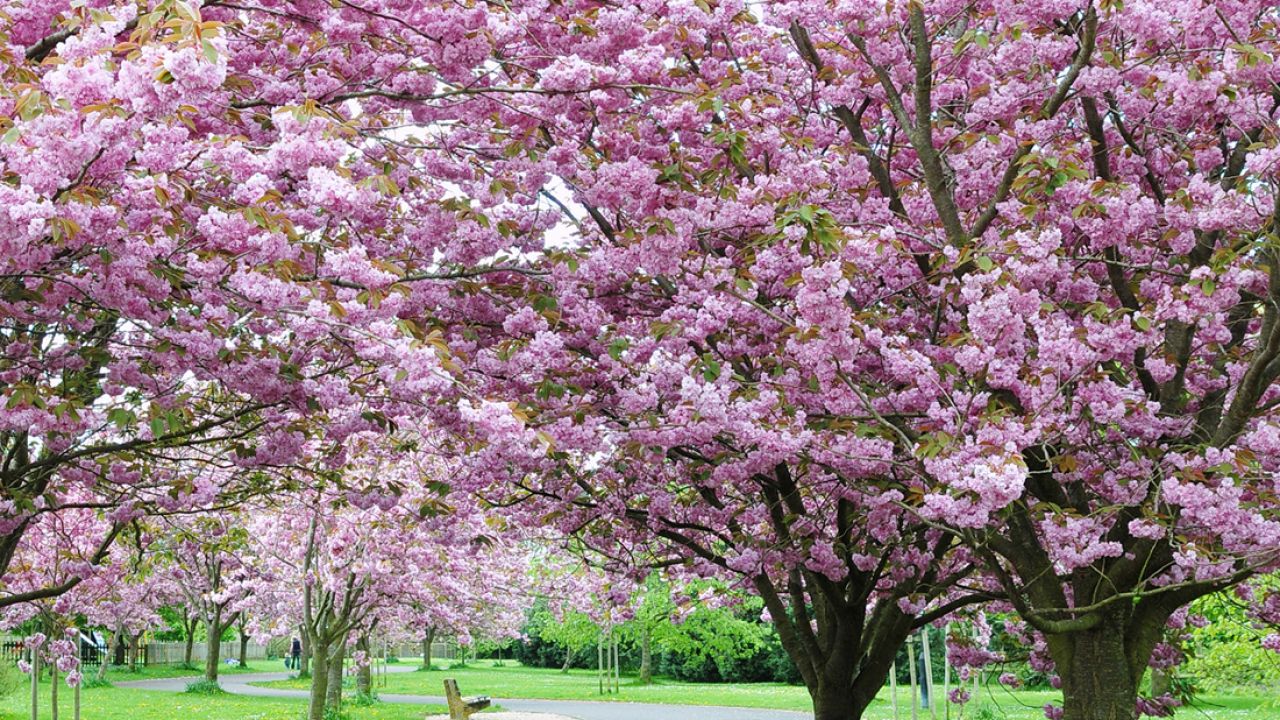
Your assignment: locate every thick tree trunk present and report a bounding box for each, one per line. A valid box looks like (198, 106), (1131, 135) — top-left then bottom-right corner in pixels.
(307, 645), (329, 720)
(325, 642), (345, 710)
(128, 634), (140, 672)
(421, 628), (435, 670)
(1057, 624), (1138, 720)
(204, 606), (226, 683)
(238, 633), (249, 668)
(758, 575), (918, 720)
(638, 626), (652, 684)
(356, 636), (372, 697)
(811, 680), (859, 720)
(184, 634), (195, 667)
(204, 631), (222, 683)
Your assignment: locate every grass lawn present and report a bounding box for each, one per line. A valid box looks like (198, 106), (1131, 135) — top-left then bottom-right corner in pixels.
(258, 659), (1280, 719)
(98, 661), (279, 682)
(0, 685), (448, 720)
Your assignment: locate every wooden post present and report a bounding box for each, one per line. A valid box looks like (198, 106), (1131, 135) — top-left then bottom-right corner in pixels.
(611, 633), (619, 693)
(74, 681), (81, 720)
(907, 634), (919, 720)
(972, 624), (981, 702)
(597, 632), (604, 695)
(891, 661), (899, 720)
(943, 623), (951, 720)
(30, 649), (38, 720)
(922, 627), (936, 719)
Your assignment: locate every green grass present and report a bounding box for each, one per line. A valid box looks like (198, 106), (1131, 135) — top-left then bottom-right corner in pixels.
(2, 659), (1277, 720)
(97, 661), (277, 683)
(0, 686), (448, 720)
(257, 659), (1280, 719)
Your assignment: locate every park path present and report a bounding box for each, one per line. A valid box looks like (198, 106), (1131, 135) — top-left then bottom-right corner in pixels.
(115, 665), (813, 720)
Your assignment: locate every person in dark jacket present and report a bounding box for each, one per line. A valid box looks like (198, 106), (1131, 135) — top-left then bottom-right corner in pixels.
(289, 637), (302, 670)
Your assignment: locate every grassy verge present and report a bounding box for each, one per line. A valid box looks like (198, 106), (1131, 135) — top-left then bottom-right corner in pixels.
(256, 659), (1280, 718)
(0, 686), (449, 720)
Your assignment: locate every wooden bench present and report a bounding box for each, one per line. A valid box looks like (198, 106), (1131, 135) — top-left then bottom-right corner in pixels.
(442, 678), (490, 720)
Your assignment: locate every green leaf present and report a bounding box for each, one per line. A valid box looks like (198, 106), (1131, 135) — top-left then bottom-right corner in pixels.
(107, 408), (136, 429)
(202, 38), (219, 63)
(607, 339), (629, 362)
(701, 355), (721, 382)
(975, 255), (995, 272)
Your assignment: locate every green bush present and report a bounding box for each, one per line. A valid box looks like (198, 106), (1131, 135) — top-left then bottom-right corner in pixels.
(0, 661), (22, 697)
(1183, 641), (1280, 692)
(82, 675), (113, 689)
(184, 679), (225, 695)
(352, 691), (378, 706)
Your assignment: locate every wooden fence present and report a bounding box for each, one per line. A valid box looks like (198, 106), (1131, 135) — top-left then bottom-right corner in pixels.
(145, 640), (269, 665)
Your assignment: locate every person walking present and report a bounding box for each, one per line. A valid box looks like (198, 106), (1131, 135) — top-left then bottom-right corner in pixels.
(289, 637), (302, 670)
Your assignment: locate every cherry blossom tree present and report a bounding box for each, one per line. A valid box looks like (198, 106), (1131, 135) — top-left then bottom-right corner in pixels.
(153, 510), (255, 683)
(369, 2), (1280, 719)
(1, 0), (493, 603)
(12, 4), (1280, 720)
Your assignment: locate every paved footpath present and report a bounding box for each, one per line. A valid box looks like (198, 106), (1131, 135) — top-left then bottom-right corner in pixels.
(115, 665), (813, 720)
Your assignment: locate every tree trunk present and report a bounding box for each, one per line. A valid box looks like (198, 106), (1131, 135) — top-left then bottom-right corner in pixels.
(128, 633), (140, 672)
(299, 628), (311, 678)
(1057, 624), (1138, 720)
(421, 628), (435, 671)
(638, 625), (652, 684)
(561, 646), (572, 674)
(238, 632), (249, 669)
(184, 634), (195, 667)
(204, 608), (223, 683)
(325, 642), (345, 710)
(96, 629), (115, 682)
(811, 679), (859, 720)
(356, 636), (371, 697)
(307, 644), (329, 720)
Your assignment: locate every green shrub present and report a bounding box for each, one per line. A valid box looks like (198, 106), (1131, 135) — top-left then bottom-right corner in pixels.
(1183, 641), (1280, 692)
(82, 674), (113, 689)
(184, 679), (225, 695)
(0, 661), (22, 697)
(352, 691), (378, 706)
